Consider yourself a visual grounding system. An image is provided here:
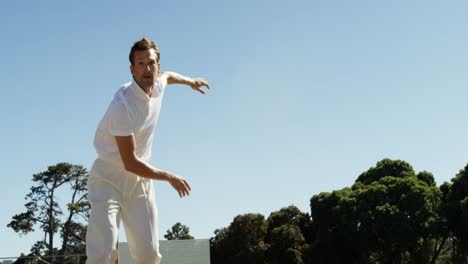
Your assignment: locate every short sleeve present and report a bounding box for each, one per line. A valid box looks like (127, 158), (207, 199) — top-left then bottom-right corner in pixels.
(158, 75), (168, 90)
(106, 100), (134, 136)
(151, 76), (167, 98)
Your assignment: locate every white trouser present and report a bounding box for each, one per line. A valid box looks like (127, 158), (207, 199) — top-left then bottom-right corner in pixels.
(86, 159), (161, 264)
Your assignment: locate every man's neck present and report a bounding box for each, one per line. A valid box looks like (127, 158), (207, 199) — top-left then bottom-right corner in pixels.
(134, 79), (153, 96)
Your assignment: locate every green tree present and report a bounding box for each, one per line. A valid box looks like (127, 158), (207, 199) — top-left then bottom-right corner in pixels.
(310, 187), (363, 263)
(265, 205), (311, 263)
(445, 164), (468, 262)
(356, 160), (442, 263)
(266, 205), (312, 243)
(309, 159), (443, 263)
(355, 176), (441, 263)
(355, 158), (415, 185)
(428, 181), (452, 264)
(164, 222), (194, 240)
(210, 213), (268, 264)
(266, 224), (305, 264)
(7, 163), (89, 258)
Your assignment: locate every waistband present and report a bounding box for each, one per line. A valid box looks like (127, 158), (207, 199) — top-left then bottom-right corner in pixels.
(97, 155), (125, 168)
(88, 157), (147, 195)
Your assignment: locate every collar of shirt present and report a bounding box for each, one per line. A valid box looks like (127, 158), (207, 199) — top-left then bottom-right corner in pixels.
(130, 79), (162, 101)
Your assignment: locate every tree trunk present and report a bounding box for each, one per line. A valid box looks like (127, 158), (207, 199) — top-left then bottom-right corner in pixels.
(49, 194), (54, 255)
(60, 180), (79, 255)
(48, 179), (58, 256)
(430, 233), (448, 264)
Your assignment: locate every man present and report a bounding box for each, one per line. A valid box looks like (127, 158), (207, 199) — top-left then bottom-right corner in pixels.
(85, 37), (210, 264)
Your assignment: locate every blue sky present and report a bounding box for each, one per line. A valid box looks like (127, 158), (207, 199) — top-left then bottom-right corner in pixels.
(1, 0), (467, 258)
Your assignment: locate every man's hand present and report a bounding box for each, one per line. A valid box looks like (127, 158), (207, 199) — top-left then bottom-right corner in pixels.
(115, 135), (192, 198)
(168, 174), (192, 197)
(190, 78), (210, 94)
(164, 72), (211, 94)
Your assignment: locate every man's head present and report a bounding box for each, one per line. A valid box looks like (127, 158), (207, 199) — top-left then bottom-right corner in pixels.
(129, 37), (161, 92)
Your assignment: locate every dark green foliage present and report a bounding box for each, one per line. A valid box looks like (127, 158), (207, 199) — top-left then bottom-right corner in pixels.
(164, 222), (194, 240)
(7, 163), (89, 258)
(265, 206), (311, 263)
(266, 205), (313, 243)
(418, 171), (437, 186)
(310, 159), (443, 263)
(445, 164), (468, 261)
(205, 159), (468, 264)
(209, 160), (468, 263)
(210, 213), (268, 264)
(310, 188), (364, 263)
(210, 159), (467, 263)
(266, 225), (305, 264)
(356, 158), (415, 185)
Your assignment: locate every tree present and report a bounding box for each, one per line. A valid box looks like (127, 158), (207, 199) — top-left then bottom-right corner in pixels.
(265, 205), (311, 263)
(309, 159), (443, 263)
(266, 205), (312, 243)
(266, 225), (305, 264)
(164, 222), (194, 240)
(355, 158), (415, 185)
(356, 160), (442, 263)
(428, 181), (453, 264)
(310, 187), (363, 263)
(7, 163), (89, 258)
(210, 213), (268, 264)
(445, 163), (468, 262)
(354, 176), (441, 263)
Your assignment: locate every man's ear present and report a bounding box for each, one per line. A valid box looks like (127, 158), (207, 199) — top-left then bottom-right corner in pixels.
(130, 64), (135, 76)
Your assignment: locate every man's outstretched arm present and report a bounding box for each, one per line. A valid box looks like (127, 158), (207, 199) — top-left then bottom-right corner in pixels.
(160, 71), (210, 94)
(115, 135), (191, 197)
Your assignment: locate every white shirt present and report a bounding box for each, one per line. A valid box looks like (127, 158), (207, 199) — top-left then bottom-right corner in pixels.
(93, 77), (167, 165)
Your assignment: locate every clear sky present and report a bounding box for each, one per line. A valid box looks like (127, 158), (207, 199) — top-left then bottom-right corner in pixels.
(1, 0), (467, 258)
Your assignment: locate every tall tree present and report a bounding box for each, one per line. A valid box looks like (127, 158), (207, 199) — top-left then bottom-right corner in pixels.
(210, 213), (268, 264)
(445, 163), (468, 262)
(309, 159), (443, 263)
(266, 224), (305, 264)
(265, 205), (311, 263)
(164, 222), (194, 240)
(7, 163), (89, 258)
(59, 165), (89, 256)
(310, 187), (363, 263)
(266, 205), (312, 242)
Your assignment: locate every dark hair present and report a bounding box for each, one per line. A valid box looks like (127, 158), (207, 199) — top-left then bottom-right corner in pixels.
(129, 37), (160, 65)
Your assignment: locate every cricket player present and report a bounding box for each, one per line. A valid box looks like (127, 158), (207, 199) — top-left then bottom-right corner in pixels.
(85, 37), (210, 264)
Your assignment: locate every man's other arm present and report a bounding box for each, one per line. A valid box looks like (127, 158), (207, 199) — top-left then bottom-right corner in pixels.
(160, 71), (210, 94)
(115, 135), (191, 197)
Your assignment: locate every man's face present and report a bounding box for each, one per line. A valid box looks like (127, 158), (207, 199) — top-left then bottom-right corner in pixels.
(130, 49), (160, 91)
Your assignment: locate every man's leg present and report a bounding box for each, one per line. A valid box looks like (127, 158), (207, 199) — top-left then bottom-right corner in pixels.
(122, 179), (161, 264)
(86, 182), (122, 264)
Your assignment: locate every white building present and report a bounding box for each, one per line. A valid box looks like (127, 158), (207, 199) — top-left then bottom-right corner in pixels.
(118, 239), (210, 264)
